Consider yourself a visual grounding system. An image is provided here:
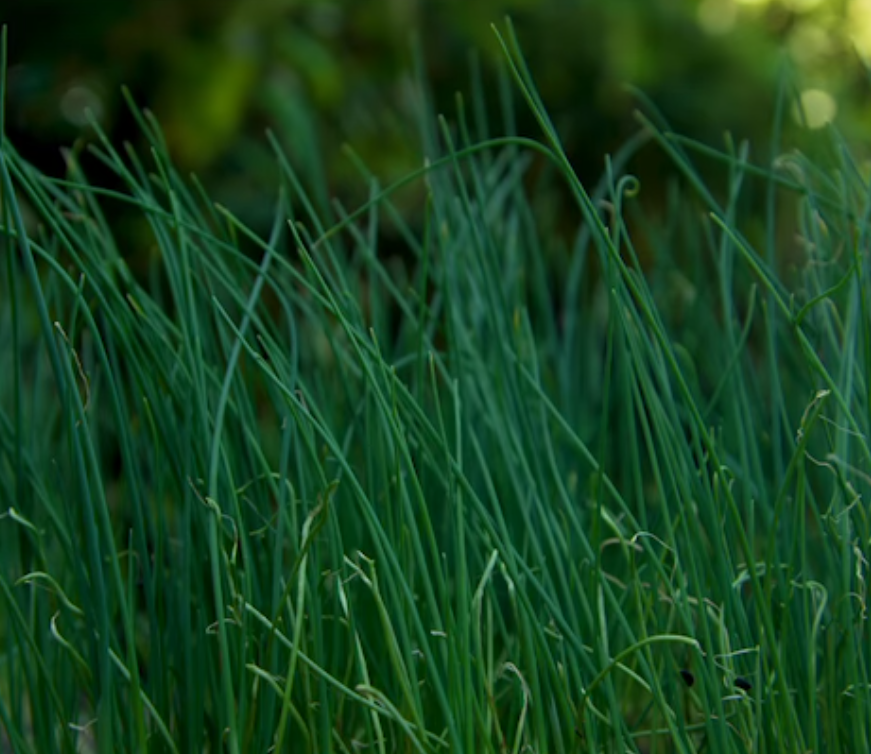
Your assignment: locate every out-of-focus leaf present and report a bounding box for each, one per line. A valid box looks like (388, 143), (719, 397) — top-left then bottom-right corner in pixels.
(156, 32), (259, 168)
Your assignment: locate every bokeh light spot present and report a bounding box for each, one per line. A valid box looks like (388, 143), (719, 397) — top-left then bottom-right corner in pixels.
(697, 0), (737, 34)
(848, 0), (871, 59)
(792, 88), (837, 129)
(60, 85), (104, 128)
(788, 23), (833, 66)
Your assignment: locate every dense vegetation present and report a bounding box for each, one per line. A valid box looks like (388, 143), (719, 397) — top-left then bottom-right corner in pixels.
(2, 19), (871, 754)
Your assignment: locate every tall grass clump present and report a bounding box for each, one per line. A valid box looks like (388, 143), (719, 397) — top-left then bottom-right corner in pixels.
(2, 23), (870, 753)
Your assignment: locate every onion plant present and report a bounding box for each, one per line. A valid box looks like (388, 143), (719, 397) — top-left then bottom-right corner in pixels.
(1, 22), (868, 754)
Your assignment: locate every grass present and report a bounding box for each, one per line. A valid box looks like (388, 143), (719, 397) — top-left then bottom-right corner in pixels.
(2, 21), (870, 753)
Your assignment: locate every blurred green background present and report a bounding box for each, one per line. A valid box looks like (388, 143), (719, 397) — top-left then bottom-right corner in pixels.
(3, 0), (869, 229)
